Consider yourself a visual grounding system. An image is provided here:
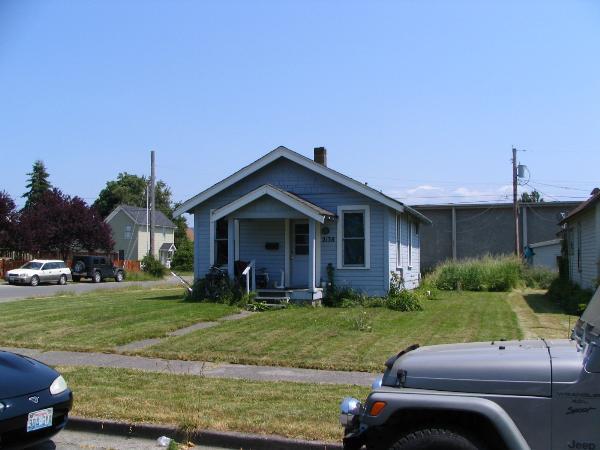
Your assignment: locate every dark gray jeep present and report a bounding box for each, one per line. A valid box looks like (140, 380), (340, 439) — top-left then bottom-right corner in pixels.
(340, 287), (600, 450)
(71, 255), (125, 283)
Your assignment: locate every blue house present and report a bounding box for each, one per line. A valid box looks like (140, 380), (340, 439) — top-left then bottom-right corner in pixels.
(175, 146), (431, 302)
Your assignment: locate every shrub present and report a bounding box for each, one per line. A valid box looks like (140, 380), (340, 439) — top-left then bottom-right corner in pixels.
(386, 271), (423, 311)
(521, 266), (557, 289)
(141, 255), (166, 278)
(547, 278), (593, 315)
(171, 239), (193, 272)
(429, 255), (523, 292)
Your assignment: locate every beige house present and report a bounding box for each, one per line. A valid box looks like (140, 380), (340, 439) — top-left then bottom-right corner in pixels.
(105, 205), (177, 263)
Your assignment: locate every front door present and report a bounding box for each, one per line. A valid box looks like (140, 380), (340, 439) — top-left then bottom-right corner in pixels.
(290, 221), (309, 288)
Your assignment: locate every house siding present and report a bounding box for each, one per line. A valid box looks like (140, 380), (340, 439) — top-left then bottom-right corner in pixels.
(107, 210), (139, 261)
(568, 206), (598, 290)
(137, 227), (175, 260)
(238, 219), (285, 284)
(192, 157), (405, 296)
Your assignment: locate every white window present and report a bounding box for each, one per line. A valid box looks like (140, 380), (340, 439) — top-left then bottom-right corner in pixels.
(215, 218), (229, 266)
(408, 220), (413, 268)
(396, 214), (402, 268)
(337, 205), (370, 269)
(577, 222), (582, 273)
(124, 225), (133, 240)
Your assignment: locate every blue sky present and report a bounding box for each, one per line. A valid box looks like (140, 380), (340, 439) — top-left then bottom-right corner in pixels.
(0, 0), (598, 215)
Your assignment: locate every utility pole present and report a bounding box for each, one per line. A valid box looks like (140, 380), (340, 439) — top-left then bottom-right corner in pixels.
(512, 147), (520, 256)
(149, 151), (156, 258)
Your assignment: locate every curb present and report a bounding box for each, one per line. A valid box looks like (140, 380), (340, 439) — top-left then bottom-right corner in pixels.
(66, 417), (343, 450)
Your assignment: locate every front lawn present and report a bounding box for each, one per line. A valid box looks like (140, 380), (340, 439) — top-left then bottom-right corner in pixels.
(0, 288), (237, 351)
(139, 291), (522, 372)
(59, 366), (368, 443)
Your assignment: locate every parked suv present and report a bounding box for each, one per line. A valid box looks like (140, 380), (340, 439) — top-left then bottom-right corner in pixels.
(340, 286), (600, 450)
(71, 255), (125, 283)
(5, 260), (72, 286)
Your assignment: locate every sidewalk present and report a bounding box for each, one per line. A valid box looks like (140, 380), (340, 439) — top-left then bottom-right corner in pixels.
(2, 346), (374, 386)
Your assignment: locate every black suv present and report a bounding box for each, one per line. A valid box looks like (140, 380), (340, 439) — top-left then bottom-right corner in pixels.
(71, 255), (125, 283)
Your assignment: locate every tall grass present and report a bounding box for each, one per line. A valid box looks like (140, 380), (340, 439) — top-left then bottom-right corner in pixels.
(427, 255), (556, 292)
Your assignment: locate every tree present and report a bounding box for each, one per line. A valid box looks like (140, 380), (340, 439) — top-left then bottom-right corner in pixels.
(94, 173), (189, 246)
(93, 173), (173, 219)
(19, 189), (114, 260)
(22, 160), (52, 209)
(520, 190), (544, 203)
(0, 191), (19, 250)
(171, 238), (193, 271)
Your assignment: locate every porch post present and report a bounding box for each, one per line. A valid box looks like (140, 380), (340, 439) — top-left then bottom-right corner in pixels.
(227, 218), (235, 280)
(308, 219), (316, 292)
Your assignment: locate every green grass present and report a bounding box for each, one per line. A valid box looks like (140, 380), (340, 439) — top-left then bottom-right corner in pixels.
(59, 366), (368, 442)
(0, 288), (237, 351)
(139, 291), (522, 372)
(123, 271), (165, 282)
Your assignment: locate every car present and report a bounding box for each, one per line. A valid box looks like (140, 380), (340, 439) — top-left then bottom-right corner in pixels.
(0, 350), (73, 449)
(70, 255), (125, 283)
(4, 260), (72, 287)
(339, 286), (600, 450)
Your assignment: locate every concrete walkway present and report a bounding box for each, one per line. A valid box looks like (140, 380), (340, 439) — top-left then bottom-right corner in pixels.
(2, 346), (373, 386)
(115, 310), (254, 352)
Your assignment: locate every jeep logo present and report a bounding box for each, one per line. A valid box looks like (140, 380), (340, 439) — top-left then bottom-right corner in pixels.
(568, 441), (596, 450)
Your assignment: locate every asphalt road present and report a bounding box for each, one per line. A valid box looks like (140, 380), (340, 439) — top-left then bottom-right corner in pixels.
(30, 430), (228, 449)
(0, 277), (188, 303)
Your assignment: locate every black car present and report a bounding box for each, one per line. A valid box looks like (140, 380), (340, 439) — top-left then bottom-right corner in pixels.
(0, 351), (73, 449)
(70, 255), (125, 283)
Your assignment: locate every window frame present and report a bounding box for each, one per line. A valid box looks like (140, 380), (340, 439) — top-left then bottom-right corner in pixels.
(408, 219), (413, 269)
(337, 205), (370, 269)
(214, 218), (229, 267)
(124, 225), (133, 240)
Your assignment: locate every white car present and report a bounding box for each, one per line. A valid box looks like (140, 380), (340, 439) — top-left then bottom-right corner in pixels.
(5, 260), (72, 286)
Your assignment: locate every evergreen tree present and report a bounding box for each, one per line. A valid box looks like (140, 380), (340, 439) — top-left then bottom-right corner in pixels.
(520, 190), (544, 203)
(22, 160), (51, 209)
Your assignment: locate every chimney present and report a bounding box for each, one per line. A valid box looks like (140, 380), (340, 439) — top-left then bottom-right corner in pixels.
(314, 147), (327, 166)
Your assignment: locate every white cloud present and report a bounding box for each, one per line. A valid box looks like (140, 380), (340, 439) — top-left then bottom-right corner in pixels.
(407, 184), (443, 194)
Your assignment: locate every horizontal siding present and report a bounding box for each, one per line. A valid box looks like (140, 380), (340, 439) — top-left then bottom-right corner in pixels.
(192, 157), (417, 296)
(568, 207), (598, 290)
(239, 219), (285, 285)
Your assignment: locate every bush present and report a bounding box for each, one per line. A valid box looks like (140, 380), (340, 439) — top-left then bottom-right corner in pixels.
(171, 239), (193, 272)
(521, 266), (557, 289)
(141, 255), (166, 278)
(386, 271), (423, 311)
(429, 255), (523, 292)
(547, 278), (593, 315)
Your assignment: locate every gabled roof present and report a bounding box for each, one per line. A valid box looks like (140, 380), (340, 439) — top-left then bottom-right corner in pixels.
(560, 188), (600, 224)
(211, 184), (336, 224)
(159, 242), (177, 252)
(105, 204), (176, 229)
(175, 146), (431, 224)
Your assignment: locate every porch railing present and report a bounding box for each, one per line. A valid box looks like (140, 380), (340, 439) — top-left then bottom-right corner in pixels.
(242, 260), (256, 294)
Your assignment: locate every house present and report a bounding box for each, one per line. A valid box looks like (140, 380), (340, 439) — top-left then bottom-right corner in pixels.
(528, 238), (562, 271)
(175, 146), (431, 301)
(105, 204), (177, 264)
(413, 201), (579, 271)
(559, 189), (600, 290)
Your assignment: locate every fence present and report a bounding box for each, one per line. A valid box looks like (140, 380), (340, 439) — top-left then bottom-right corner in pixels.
(114, 260), (142, 272)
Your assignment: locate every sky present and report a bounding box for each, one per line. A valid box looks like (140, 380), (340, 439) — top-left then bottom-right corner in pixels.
(1, 0), (599, 220)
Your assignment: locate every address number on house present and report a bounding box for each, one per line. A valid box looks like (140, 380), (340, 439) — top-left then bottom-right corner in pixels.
(321, 236), (335, 243)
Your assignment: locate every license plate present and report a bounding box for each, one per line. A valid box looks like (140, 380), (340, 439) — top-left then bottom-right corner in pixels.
(26, 407), (53, 432)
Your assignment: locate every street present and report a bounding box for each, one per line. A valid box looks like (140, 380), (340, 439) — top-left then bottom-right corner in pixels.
(30, 429), (228, 450)
(0, 277), (187, 303)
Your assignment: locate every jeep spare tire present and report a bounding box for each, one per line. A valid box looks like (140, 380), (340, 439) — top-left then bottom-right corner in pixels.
(73, 260), (86, 273)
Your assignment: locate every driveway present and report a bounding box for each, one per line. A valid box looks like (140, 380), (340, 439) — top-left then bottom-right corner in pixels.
(0, 277), (189, 303)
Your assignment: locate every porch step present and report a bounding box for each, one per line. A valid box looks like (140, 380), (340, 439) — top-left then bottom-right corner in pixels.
(255, 289), (290, 306)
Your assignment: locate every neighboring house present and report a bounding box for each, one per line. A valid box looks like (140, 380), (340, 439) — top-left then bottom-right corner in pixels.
(529, 238), (562, 271)
(105, 204), (177, 263)
(175, 146), (431, 300)
(413, 201), (579, 271)
(559, 189), (600, 290)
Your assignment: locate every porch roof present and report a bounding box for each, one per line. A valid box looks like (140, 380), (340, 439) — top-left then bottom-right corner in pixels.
(211, 184), (336, 223)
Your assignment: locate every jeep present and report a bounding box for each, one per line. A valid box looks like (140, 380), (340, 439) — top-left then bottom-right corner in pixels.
(340, 287), (600, 450)
(71, 255), (125, 283)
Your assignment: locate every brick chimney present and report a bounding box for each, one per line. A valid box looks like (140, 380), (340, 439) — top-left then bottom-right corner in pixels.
(314, 147), (327, 166)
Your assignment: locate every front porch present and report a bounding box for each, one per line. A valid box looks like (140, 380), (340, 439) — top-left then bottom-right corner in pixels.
(209, 185), (335, 304)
